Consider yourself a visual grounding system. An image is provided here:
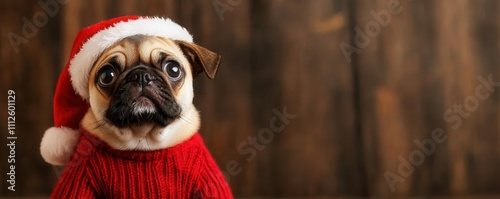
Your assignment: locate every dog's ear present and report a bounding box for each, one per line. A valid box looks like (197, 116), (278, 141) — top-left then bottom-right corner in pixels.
(176, 41), (221, 79)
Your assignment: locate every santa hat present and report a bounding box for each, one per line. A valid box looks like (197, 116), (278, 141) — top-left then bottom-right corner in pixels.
(40, 16), (193, 165)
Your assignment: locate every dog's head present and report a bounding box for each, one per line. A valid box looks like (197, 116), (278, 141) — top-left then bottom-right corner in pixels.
(82, 34), (220, 150)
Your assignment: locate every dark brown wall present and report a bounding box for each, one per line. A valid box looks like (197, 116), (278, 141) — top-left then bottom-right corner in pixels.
(1, 0), (500, 198)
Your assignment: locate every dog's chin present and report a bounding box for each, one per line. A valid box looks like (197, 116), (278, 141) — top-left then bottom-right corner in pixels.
(109, 101), (180, 129)
(131, 96), (163, 122)
(105, 87), (182, 128)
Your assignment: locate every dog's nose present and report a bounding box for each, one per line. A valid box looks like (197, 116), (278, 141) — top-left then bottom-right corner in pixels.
(129, 69), (155, 86)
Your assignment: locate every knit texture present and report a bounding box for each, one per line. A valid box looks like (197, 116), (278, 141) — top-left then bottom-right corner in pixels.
(51, 128), (233, 198)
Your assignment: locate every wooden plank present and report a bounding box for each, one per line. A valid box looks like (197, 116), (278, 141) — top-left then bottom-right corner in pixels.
(0, 0), (62, 196)
(250, 0), (357, 196)
(353, 0), (449, 196)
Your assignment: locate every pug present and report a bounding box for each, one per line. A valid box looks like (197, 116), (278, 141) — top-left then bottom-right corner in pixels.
(83, 35), (212, 150)
(50, 34), (233, 198)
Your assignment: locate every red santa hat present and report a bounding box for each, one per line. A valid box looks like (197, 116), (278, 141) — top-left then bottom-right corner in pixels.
(40, 16), (193, 165)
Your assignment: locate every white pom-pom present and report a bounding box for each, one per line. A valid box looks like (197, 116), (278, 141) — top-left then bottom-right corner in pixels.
(40, 127), (81, 165)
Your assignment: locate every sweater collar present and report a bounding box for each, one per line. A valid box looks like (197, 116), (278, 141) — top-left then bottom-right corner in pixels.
(78, 127), (202, 161)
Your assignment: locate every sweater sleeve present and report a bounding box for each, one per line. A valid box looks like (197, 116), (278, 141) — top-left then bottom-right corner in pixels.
(195, 152), (233, 199)
(51, 163), (97, 199)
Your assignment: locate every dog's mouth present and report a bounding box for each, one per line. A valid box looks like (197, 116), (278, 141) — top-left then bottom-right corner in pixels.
(105, 67), (181, 128)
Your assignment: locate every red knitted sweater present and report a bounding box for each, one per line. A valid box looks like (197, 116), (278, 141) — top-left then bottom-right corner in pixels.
(51, 128), (233, 198)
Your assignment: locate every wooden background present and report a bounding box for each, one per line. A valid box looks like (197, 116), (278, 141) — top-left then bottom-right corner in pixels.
(1, 0), (500, 198)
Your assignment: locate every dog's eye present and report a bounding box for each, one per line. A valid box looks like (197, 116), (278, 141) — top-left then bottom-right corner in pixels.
(163, 60), (182, 80)
(98, 66), (117, 86)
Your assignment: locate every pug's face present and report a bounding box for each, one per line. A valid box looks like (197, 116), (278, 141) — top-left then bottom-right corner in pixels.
(81, 34), (220, 150)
